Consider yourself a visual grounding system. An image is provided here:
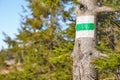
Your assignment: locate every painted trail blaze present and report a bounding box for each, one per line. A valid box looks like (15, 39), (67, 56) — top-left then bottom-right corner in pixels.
(76, 16), (95, 38)
(76, 23), (94, 31)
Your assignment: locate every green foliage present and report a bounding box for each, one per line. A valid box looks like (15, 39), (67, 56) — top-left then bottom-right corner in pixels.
(0, 0), (120, 80)
(93, 0), (120, 79)
(93, 52), (120, 72)
(0, 0), (75, 80)
(99, 0), (120, 9)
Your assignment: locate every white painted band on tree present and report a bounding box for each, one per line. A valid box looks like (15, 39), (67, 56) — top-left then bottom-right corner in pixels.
(76, 30), (94, 38)
(76, 16), (95, 38)
(76, 16), (94, 24)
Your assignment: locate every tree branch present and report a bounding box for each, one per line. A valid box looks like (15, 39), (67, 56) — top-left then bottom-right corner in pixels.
(95, 6), (115, 13)
(92, 49), (108, 58)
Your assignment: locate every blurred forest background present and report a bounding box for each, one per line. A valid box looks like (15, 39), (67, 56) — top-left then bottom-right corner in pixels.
(0, 0), (120, 80)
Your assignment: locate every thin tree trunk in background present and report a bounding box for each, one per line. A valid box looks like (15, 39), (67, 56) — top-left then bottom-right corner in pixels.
(71, 0), (114, 80)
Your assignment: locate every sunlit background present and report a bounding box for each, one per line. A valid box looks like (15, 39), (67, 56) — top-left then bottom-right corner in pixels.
(0, 0), (28, 50)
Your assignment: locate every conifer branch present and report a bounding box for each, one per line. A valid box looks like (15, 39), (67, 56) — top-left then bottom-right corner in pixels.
(95, 6), (115, 13)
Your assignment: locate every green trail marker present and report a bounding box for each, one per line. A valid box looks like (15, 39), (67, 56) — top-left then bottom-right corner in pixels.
(76, 16), (95, 38)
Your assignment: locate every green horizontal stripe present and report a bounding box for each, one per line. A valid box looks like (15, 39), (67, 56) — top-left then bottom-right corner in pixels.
(76, 23), (94, 31)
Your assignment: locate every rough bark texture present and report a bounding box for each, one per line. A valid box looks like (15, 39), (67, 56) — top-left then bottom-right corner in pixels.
(71, 0), (114, 80)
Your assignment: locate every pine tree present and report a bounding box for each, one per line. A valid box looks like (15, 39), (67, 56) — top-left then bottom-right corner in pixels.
(0, 0), (75, 79)
(0, 0), (120, 80)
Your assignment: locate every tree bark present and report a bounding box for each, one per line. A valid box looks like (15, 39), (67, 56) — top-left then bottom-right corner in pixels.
(71, 0), (114, 80)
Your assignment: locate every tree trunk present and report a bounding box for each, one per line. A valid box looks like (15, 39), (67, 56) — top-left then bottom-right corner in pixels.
(71, 0), (114, 80)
